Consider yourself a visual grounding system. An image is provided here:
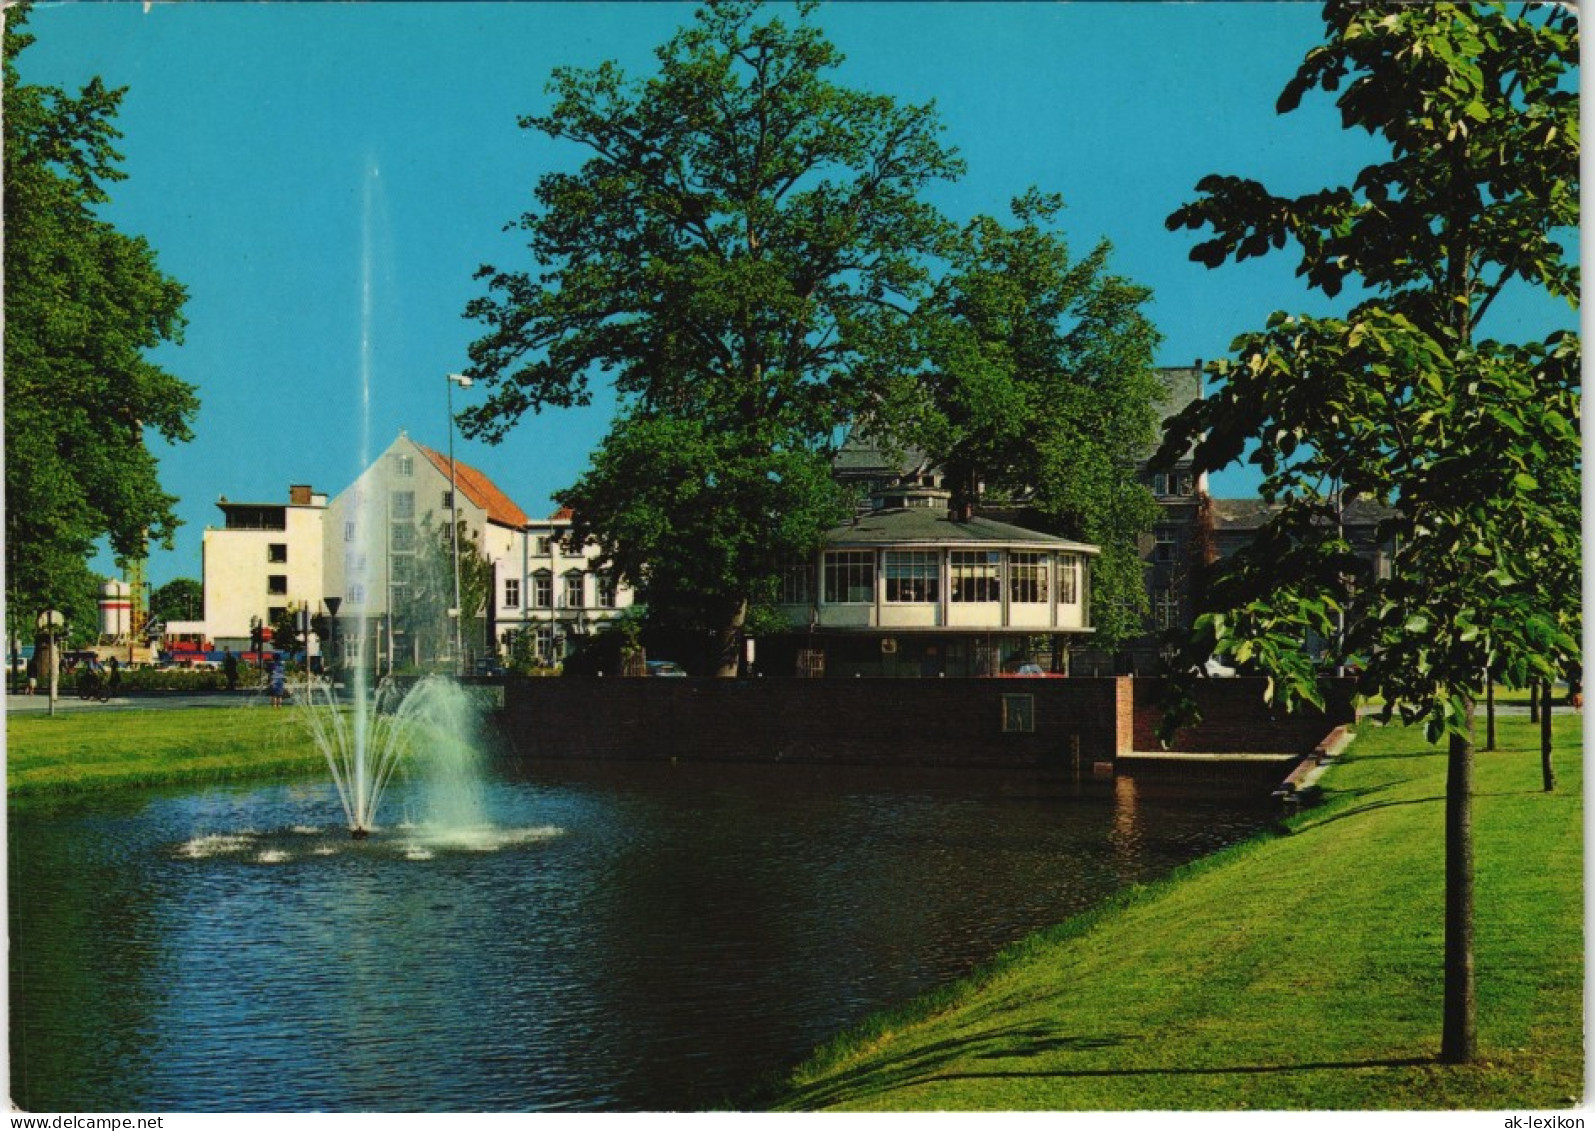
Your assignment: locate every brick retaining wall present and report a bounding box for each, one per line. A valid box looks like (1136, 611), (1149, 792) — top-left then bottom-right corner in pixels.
(498, 677), (1132, 770)
(493, 675), (1353, 775)
(1130, 677), (1358, 753)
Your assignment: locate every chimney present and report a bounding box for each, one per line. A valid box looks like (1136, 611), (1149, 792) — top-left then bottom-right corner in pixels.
(289, 484), (313, 506)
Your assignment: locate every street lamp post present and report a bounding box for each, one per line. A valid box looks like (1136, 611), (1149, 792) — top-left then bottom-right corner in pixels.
(446, 373), (474, 677)
(323, 596), (342, 681)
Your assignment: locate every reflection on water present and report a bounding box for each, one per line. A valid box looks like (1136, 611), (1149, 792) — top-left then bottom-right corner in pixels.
(10, 759), (1271, 1112)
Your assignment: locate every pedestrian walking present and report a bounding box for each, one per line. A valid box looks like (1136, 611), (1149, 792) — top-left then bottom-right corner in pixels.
(268, 657), (286, 707)
(223, 648), (239, 692)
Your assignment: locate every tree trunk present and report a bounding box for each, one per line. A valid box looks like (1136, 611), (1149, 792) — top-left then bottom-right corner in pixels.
(1529, 678), (1540, 723)
(711, 597), (748, 678)
(1541, 678), (1556, 793)
(1440, 700), (1476, 1064)
(1484, 677), (1495, 751)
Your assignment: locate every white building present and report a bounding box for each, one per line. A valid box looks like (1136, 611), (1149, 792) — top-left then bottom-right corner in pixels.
(322, 431), (525, 669)
(321, 431), (635, 671)
(181, 431), (637, 670)
(491, 505), (637, 666)
(201, 484), (328, 652)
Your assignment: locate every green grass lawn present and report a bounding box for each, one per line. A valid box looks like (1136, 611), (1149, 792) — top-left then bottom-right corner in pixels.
(773, 715), (1583, 1111)
(7, 706), (328, 797)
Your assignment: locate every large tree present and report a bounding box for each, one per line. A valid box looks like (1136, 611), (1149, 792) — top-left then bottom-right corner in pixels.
(911, 190), (1163, 649)
(1159, 1), (1579, 1063)
(149, 577), (203, 627)
(460, 0), (961, 674)
(3, 6), (197, 645)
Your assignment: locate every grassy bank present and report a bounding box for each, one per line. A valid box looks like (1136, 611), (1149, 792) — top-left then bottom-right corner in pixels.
(774, 715), (1583, 1111)
(7, 706), (327, 797)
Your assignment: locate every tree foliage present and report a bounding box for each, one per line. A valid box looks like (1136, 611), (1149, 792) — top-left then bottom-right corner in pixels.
(1161, 0), (1579, 734)
(149, 578), (204, 627)
(1158, 1), (1579, 1064)
(461, 0), (962, 672)
(3, 6), (197, 630)
(910, 190), (1163, 648)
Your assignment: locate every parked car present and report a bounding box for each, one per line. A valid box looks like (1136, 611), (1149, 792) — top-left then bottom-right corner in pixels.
(999, 660), (1065, 678)
(645, 660), (688, 677)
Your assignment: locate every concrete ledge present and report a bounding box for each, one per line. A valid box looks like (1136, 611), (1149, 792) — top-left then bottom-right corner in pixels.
(1274, 724), (1357, 805)
(1121, 751), (1297, 764)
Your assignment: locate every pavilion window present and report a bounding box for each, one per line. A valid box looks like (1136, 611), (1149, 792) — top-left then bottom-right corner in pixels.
(823, 551), (875, 604)
(1058, 554), (1080, 604)
(884, 551), (939, 603)
(949, 551), (1001, 602)
(1008, 551), (1048, 603)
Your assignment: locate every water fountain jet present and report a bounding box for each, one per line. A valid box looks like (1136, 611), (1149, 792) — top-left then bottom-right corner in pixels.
(293, 673), (487, 840)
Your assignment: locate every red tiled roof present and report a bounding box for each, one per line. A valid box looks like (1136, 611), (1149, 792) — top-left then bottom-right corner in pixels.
(415, 444), (531, 529)
(548, 506), (574, 522)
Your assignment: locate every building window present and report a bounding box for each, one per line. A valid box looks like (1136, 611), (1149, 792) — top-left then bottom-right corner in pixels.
(563, 572), (585, 609)
(268, 606), (287, 625)
(532, 571), (553, 609)
(267, 543), (288, 564)
(390, 523), (415, 553)
(597, 574), (618, 609)
(396, 454), (414, 477)
(504, 578), (521, 609)
(884, 551), (938, 603)
(535, 535), (552, 556)
(950, 551), (1001, 603)
(823, 551), (875, 604)
(347, 584), (366, 606)
(391, 491), (414, 520)
(1153, 472), (1169, 497)
(1155, 587), (1180, 630)
(391, 556), (414, 587)
(1001, 694), (1035, 733)
(267, 575), (288, 596)
(1177, 472), (1196, 497)
(1009, 551), (1049, 604)
(1058, 554), (1080, 604)
(442, 490), (454, 511)
(779, 559), (813, 605)
(344, 521), (357, 543)
(1154, 528), (1177, 563)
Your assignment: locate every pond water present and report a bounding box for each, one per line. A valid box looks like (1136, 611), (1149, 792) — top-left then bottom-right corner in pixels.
(10, 758), (1272, 1112)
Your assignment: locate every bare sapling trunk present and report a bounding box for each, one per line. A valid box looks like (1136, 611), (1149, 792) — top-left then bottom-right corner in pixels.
(1541, 679), (1556, 793)
(1440, 698), (1477, 1064)
(1484, 674), (1496, 751)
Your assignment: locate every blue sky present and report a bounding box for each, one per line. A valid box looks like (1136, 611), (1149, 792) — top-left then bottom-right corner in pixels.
(16, 1), (1575, 588)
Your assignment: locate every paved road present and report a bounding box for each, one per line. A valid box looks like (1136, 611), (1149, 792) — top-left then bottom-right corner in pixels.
(6, 690), (281, 713)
